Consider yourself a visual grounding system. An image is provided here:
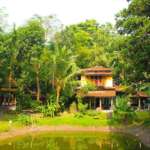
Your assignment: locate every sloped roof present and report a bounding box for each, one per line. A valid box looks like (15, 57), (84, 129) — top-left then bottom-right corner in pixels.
(81, 66), (112, 76)
(0, 88), (17, 93)
(85, 90), (116, 98)
(82, 66), (112, 71)
(84, 72), (112, 76)
(132, 91), (150, 98)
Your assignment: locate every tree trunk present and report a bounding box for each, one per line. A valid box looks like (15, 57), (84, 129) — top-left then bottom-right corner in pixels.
(36, 64), (41, 102)
(8, 70), (12, 104)
(56, 85), (61, 109)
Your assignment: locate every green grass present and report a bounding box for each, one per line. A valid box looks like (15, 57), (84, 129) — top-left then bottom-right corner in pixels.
(0, 113), (26, 133)
(37, 115), (109, 126)
(135, 111), (150, 127)
(0, 121), (10, 132)
(0, 111), (149, 133)
(135, 111), (150, 120)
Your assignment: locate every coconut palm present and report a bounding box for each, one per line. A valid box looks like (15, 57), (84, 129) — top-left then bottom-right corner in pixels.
(42, 47), (78, 110)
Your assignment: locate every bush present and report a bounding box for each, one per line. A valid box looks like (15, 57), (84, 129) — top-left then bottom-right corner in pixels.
(113, 96), (136, 124)
(39, 103), (56, 117)
(76, 95), (87, 114)
(115, 96), (131, 112)
(78, 102), (87, 114)
(38, 95), (57, 117)
(16, 92), (41, 111)
(113, 111), (135, 124)
(16, 114), (32, 126)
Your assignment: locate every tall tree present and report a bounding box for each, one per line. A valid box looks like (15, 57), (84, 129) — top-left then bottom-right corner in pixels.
(55, 20), (117, 68)
(116, 0), (150, 88)
(16, 20), (45, 101)
(41, 47), (78, 109)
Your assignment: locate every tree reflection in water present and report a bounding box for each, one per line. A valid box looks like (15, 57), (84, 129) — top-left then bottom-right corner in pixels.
(0, 132), (149, 150)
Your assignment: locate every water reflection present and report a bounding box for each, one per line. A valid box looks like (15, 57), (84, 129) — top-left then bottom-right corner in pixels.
(0, 132), (149, 150)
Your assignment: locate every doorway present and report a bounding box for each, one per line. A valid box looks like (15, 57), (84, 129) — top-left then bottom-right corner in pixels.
(102, 98), (111, 110)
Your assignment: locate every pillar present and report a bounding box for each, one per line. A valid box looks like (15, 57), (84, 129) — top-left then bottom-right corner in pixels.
(110, 98), (113, 110)
(94, 98), (96, 109)
(89, 99), (91, 109)
(99, 99), (102, 110)
(138, 98), (141, 110)
(14, 94), (16, 105)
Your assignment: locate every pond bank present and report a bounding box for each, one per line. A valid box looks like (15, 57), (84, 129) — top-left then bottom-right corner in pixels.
(0, 125), (149, 147)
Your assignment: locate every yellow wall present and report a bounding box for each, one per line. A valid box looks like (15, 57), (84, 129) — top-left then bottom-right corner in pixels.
(81, 75), (113, 88)
(81, 76), (88, 87)
(103, 76), (113, 88)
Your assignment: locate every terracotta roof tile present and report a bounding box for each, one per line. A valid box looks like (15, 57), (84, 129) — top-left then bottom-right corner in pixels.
(81, 66), (112, 76)
(0, 88), (17, 92)
(85, 90), (116, 97)
(133, 92), (150, 98)
(82, 67), (112, 72)
(85, 72), (112, 76)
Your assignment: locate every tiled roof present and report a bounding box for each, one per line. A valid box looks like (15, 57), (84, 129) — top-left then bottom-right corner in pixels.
(84, 72), (112, 76)
(82, 67), (112, 71)
(81, 66), (112, 76)
(132, 91), (150, 98)
(85, 90), (116, 98)
(0, 88), (17, 92)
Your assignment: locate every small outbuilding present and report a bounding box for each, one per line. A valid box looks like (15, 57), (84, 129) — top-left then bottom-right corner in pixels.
(130, 91), (150, 110)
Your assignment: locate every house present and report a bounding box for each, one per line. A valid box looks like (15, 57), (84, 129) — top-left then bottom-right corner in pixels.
(0, 87), (17, 110)
(78, 66), (116, 111)
(0, 77), (17, 110)
(130, 91), (150, 110)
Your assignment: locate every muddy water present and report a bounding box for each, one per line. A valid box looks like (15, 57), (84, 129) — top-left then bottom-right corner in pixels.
(0, 132), (149, 150)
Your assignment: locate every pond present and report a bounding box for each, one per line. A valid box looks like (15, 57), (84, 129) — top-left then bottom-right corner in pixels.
(0, 132), (149, 150)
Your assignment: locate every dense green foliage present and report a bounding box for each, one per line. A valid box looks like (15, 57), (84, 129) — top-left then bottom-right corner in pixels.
(115, 0), (150, 89)
(0, 0), (149, 113)
(113, 96), (136, 124)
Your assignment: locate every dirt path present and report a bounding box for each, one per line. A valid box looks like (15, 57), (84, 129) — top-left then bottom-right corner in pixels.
(0, 125), (149, 147)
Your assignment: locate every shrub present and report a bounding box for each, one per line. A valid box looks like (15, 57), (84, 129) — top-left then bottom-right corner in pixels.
(76, 95), (87, 114)
(78, 102), (87, 114)
(16, 114), (32, 126)
(40, 103), (56, 117)
(30, 101), (41, 111)
(113, 111), (135, 124)
(38, 95), (57, 117)
(115, 96), (131, 112)
(16, 92), (41, 111)
(113, 96), (136, 124)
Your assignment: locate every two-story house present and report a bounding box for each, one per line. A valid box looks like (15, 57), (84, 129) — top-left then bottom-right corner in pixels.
(79, 66), (116, 111)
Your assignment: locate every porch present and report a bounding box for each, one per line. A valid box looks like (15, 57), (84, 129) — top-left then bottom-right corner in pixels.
(130, 92), (150, 110)
(83, 90), (116, 111)
(84, 97), (114, 111)
(0, 88), (17, 110)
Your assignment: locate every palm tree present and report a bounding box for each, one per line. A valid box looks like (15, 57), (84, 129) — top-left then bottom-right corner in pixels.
(42, 47), (78, 109)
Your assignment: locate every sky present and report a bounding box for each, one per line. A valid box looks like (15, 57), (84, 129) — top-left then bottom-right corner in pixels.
(0, 0), (129, 26)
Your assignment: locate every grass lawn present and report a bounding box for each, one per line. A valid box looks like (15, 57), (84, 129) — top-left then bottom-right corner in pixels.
(135, 111), (150, 120)
(36, 114), (110, 127)
(0, 111), (149, 133)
